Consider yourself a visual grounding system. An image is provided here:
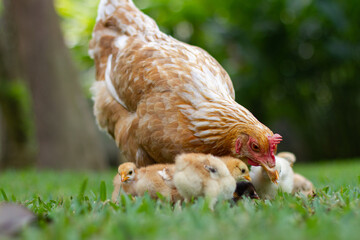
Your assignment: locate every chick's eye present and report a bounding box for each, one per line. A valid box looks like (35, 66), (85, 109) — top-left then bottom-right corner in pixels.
(241, 169), (246, 174)
(205, 165), (217, 173)
(129, 171), (133, 175)
(209, 168), (216, 173)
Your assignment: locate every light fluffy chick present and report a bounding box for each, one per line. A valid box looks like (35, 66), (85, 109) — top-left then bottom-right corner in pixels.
(276, 152), (296, 167)
(173, 153), (236, 209)
(111, 162), (182, 202)
(292, 173), (315, 196)
(220, 156), (251, 182)
(276, 152), (315, 196)
(250, 155), (294, 199)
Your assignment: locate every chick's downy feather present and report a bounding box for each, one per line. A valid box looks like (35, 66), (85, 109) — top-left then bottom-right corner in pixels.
(173, 153), (236, 209)
(250, 155), (294, 199)
(112, 162), (181, 202)
(90, 0), (281, 172)
(220, 156), (251, 182)
(292, 173), (315, 196)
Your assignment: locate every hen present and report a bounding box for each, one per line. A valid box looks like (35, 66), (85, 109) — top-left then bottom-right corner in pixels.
(90, 0), (282, 180)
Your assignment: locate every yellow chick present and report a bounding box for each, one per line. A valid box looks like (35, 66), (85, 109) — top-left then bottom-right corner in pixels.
(292, 173), (315, 197)
(220, 156), (251, 182)
(173, 153), (236, 210)
(112, 162), (137, 201)
(111, 162), (182, 202)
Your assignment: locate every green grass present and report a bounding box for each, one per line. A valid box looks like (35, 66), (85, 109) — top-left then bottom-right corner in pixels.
(0, 160), (360, 240)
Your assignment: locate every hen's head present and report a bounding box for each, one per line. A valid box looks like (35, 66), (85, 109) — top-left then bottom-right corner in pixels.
(117, 162), (137, 183)
(234, 125), (282, 183)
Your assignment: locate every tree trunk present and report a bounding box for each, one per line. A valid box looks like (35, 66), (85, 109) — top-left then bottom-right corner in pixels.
(0, 14), (35, 169)
(4, 0), (106, 169)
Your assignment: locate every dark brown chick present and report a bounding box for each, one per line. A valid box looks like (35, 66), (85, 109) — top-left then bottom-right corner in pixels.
(232, 181), (260, 203)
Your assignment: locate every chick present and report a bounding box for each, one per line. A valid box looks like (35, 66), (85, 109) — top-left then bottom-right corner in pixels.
(292, 173), (315, 197)
(112, 162), (138, 201)
(250, 155), (294, 199)
(111, 162), (181, 202)
(232, 181), (260, 203)
(220, 156), (251, 182)
(173, 153), (236, 210)
(276, 152), (315, 196)
(276, 152), (296, 167)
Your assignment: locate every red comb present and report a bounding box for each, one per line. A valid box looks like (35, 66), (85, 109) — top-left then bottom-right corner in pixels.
(269, 134), (282, 146)
(268, 134), (282, 160)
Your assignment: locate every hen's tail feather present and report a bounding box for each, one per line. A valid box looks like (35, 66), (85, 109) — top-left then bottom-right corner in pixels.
(89, 0), (158, 82)
(97, 0), (159, 35)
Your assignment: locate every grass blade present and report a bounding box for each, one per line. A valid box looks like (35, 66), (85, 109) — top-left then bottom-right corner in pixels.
(100, 180), (107, 201)
(0, 188), (9, 201)
(77, 178), (88, 202)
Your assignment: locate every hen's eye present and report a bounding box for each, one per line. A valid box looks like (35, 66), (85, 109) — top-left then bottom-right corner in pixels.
(251, 143), (260, 152)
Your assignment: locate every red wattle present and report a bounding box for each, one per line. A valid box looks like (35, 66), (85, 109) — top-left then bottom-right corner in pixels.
(247, 158), (260, 166)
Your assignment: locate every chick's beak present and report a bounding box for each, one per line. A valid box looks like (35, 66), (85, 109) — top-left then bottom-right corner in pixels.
(120, 172), (129, 182)
(244, 175), (252, 182)
(251, 192), (260, 200)
(233, 192), (239, 199)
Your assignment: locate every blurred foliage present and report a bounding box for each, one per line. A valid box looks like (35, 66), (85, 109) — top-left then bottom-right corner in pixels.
(0, 80), (34, 143)
(54, 0), (99, 97)
(52, 0), (360, 161)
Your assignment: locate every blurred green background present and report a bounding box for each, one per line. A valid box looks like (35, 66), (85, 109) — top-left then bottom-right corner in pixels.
(1, 0), (359, 168)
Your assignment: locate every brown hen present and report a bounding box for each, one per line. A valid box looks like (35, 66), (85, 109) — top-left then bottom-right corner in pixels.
(90, 0), (282, 180)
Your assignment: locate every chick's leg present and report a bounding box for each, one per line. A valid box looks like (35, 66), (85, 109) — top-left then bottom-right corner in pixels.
(111, 175), (121, 202)
(204, 181), (221, 210)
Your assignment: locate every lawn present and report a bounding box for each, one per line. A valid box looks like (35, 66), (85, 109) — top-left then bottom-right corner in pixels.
(0, 160), (359, 240)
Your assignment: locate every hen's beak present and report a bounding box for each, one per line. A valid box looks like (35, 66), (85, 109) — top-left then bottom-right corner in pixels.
(270, 170), (279, 184)
(120, 172), (129, 182)
(260, 162), (279, 184)
(244, 175), (252, 182)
